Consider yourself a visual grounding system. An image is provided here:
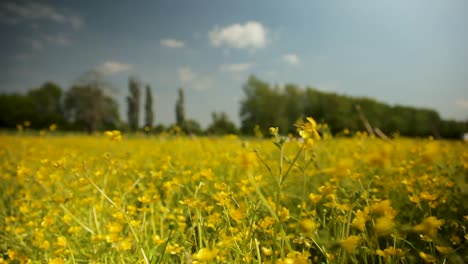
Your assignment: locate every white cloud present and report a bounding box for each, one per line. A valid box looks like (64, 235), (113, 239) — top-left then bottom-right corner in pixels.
(282, 54), (299, 65)
(455, 99), (468, 109)
(0, 1), (83, 30)
(69, 15), (83, 30)
(178, 67), (213, 91)
(44, 33), (70, 46)
(31, 39), (43, 50)
(97, 61), (133, 75)
(209, 21), (267, 49)
(178, 67), (196, 83)
(160, 38), (185, 48)
(220, 63), (252, 73)
(192, 76), (213, 91)
(28, 33), (70, 51)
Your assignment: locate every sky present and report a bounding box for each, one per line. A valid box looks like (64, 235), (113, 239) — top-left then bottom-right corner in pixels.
(0, 0), (467, 127)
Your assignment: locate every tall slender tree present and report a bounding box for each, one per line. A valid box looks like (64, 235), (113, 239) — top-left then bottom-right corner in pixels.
(127, 77), (141, 131)
(175, 88), (185, 127)
(144, 85), (154, 128)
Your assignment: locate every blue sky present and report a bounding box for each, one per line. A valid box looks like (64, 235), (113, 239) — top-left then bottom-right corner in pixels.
(1, 0), (467, 127)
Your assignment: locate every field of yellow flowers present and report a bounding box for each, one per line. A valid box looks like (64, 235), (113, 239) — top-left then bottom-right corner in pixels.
(1, 120), (467, 263)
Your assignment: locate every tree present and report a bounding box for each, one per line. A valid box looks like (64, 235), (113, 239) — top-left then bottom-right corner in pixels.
(284, 84), (305, 133)
(0, 94), (34, 128)
(240, 76), (284, 134)
(144, 85), (154, 128)
(127, 77), (141, 131)
(175, 88), (185, 127)
(206, 112), (238, 135)
(239, 76), (465, 137)
(184, 119), (202, 135)
(27, 82), (64, 128)
(64, 72), (119, 133)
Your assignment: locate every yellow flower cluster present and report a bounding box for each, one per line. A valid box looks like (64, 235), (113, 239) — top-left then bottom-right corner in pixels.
(0, 124), (466, 263)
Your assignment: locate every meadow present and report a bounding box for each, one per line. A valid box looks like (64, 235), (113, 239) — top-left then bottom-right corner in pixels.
(1, 120), (467, 263)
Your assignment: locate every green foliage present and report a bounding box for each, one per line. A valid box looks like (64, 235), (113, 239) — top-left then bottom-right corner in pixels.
(144, 85), (154, 128)
(27, 82), (64, 128)
(0, 82), (65, 129)
(127, 77), (141, 131)
(240, 76), (287, 135)
(0, 93), (35, 128)
(183, 119), (202, 135)
(206, 112), (238, 135)
(64, 75), (119, 133)
(240, 76), (467, 138)
(175, 88), (185, 127)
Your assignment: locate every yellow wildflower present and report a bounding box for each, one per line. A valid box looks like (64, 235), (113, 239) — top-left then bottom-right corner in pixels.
(419, 252), (436, 263)
(105, 130), (122, 142)
(48, 258), (65, 264)
(7, 250), (18, 260)
(309, 193), (322, 204)
(280, 251), (310, 264)
(167, 244), (183, 255)
(230, 208), (246, 223)
(118, 238), (133, 251)
(107, 222), (123, 233)
(49, 123), (57, 131)
(374, 216), (395, 236)
(435, 245), (454, 254)
(269, 127), (279, 137)
(340, 235), (361, 253)
(279, 207), (290, 222)
(369, 200), (397, 219)
(297, 117), (320, 140)
(261, 246), (273, 256)
(352, 209), (369, 232)
(413, 216), (444, 237)
(259, 216), (276, 230)
(55, 236), (67, 247)
(238, 151), (257, 169)
(409, 194), (420, 203)
(153, 235), (165, 246)
(193, 248), (219, 261)
(376, 247), (404, 258)
(299, 218), (318, 234)
(419, 192), (437, 201)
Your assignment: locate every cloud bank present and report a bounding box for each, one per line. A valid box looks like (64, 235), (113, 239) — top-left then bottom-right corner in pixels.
(97, 61), (133, 75)
(219, 63), (252, 73)
(209, 21), (267, 49)
(178, 67), (213, 91)
(0, 1), (83, 29)
(160, 38), (185, 48)
(282, 54), (299, 65)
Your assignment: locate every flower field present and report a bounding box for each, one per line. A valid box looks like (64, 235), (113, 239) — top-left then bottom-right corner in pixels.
(1, 123), (467, 263)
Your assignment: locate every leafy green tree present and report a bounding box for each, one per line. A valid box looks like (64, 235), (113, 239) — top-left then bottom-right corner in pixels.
(64, 72), (119, 133)
(239, 76), (466, 138)
(175, 88), (186, 127)
(27, 82), (64, 128)
(184, 119), (202, 135)
(206, 112), (238, 135)
(0, 94), (34, 128)
(284, 84), (304, 133)
(127, 77), (141, 131)
(144, 85), (154, 128)
(240, 76), (286, 135)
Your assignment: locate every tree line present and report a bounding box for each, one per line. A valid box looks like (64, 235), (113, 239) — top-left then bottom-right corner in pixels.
(240, 76), (467, 139)
(0, 73), (466, 138)
(0, 71), (238, 135)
